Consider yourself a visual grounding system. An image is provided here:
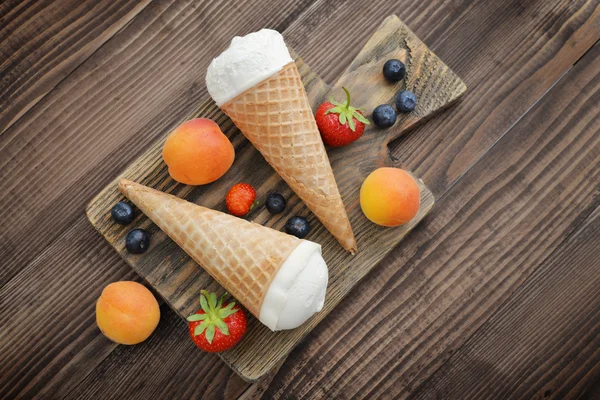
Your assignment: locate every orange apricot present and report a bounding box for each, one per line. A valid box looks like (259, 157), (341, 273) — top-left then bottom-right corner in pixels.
(162, 118), (234, 185)
(360, 167), (420, 227)
(96, 281), (160, 345)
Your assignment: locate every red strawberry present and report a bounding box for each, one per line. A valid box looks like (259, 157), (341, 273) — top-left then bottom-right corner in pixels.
(315, 87), (370, 147)
(187, 290), (247, 353)
(226, 183), (257, 216)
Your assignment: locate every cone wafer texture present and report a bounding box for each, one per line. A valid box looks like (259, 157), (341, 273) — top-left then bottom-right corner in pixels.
(221, 62), (357, 253)
(118, 179), (301, 318)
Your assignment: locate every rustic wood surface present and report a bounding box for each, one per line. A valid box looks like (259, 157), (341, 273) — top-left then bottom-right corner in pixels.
(1, 0), (599, 398)
(85, 15), (465, 382)
(0, 0), (152, 133)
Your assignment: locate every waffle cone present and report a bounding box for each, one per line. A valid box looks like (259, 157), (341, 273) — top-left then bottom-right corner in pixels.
(118, 179), (301, 319)
(220, 62), (357, 254)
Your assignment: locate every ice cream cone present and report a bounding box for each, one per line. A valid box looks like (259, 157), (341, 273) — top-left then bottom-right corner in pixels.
(220, 62), (357, 253)
(118, 179), (301, 319)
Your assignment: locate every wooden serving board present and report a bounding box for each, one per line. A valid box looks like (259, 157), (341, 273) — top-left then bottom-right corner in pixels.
(86, 15), (465, 382)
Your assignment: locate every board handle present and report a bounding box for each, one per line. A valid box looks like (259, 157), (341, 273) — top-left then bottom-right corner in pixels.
(326, 15), (467, 171)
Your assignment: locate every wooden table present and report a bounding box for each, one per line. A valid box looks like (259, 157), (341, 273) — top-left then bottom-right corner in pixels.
(1, 1), (599, 398)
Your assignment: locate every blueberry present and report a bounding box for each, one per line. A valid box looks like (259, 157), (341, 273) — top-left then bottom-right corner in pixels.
(266, 192), (286, 214)
(285, 216), (311, 239)
(111, 201), (135, 225)
(383, 59), (406, 82)
(126, 229), (150, 254)
(396, 90), (417, 113)
(372, 104), (397, 128)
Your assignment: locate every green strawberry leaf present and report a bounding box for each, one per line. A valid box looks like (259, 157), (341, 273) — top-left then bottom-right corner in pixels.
(214, 319), (230, 336)
(187, 313), (207, 322)
(325, 106), (342, 115)
(209, 292), (217, 309)
(219, 302), (238, 318)
(200, 293), (209, 313)
(194, 320), (210, 337)
(339, 112), (347, 125)
(205, 324), (215, 344)
(219, 308), (238, 319)
(348, 115), (356, 131)
(354, 112), (370, 124)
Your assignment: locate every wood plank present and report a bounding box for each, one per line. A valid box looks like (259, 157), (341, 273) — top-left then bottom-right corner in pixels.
(0, 0), (598, 397)
(86, 15), (461, 381)
(250, 39), (600, 399)
(582, 378), (600, 400)
(412, 205), (600, 400)
(0, 0), (152, 133)
(0, 217), (131, 399)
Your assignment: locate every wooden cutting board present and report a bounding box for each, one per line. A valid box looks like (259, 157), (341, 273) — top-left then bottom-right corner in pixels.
(86, 15), (465, 382)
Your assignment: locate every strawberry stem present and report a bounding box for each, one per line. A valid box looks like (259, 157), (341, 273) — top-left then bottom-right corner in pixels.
(342, 87), (351, 109)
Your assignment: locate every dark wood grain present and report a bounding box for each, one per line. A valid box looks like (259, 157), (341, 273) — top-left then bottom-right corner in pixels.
(0, 0), (152, 133)
(582, 378), (600, 400)
(250, 39), (600, 399)
(0, 217), (132, 399)
(1, 0), (599, 397)
(86, 15), (463, 381)
(413, 205), (600, 400)
(410, 45), (600, 400)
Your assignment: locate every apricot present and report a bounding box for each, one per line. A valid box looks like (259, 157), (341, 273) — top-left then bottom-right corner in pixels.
(162, 118), (234, 185)
(96, 281), (160, 345)
(360, 167), (420, 227)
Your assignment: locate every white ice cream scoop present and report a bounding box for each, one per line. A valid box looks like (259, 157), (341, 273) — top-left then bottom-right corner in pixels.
(205, 29), (293, 106)
(260, 241), (328, 331)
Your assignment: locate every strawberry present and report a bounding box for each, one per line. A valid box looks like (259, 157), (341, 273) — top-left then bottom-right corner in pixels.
(226, 183), (257, 217)
(315, 87), (370, 147)
(187, 290), (247, 353)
